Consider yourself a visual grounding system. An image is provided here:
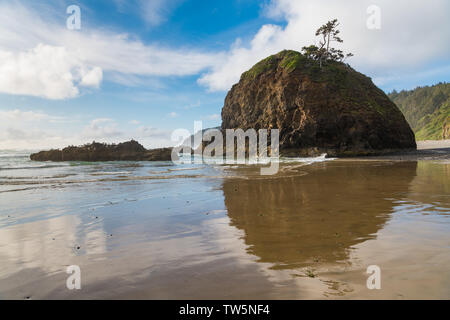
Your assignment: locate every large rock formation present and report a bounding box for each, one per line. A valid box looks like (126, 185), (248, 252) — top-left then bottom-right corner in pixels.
(30, 140), (174, 162)
(221, 50), (416, 156)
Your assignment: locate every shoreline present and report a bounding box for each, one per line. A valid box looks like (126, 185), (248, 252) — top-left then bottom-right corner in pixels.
(336, 140), (450, 162)
(8, 139), (450, 163)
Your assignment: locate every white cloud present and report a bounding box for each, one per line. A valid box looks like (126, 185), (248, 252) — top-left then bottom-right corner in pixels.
(135, 126), (174, 148)
(139, 0), (183, 26)
(205, 114), (220, 121)
(167, 112), (179, 118)
(0, 2), (221, 99)
(0, 109), (75, 150)
(0, 44), (102, 99)
(136, 126), (170, 138)
(0, 109), (176, 150)
(113, 0), (182, 26)
(6, 127), (30, 140)
(80, 67), (103, 88)
(82, 119), (123, 139)
(199, 0), (450, 91)
(0, 109), (66, 123)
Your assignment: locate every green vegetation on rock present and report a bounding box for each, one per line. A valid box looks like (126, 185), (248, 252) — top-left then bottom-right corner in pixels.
(241, 54), (279, 80)
(241, 50), (359, 87)
(388, 82), (450, 140)
(241, 50), (307, 80)
(279, 50), (307, 72)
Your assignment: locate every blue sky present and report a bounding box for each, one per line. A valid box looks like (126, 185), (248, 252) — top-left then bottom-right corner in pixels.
(0, 0), (449, 149)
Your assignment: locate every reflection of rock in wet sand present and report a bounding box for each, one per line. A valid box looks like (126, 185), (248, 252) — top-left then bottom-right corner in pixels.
(223, 161), (418, 269)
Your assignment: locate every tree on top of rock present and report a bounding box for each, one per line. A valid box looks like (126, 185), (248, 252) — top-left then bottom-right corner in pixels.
(302, 19), (353, 68)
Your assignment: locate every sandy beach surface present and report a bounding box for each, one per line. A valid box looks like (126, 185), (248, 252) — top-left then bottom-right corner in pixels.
(338, 140), (450, 161)
(417, 140), (450, 150)
(0, 142), (449, 299)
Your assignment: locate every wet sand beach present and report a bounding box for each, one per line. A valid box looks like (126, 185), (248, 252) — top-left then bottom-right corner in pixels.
(0, 144), (449, 299)
(339, 140), (450, 162)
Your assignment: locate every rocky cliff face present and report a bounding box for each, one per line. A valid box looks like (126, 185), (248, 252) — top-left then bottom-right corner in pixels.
(443, 117), (450, 140)
(30, 140), (173, 162)
(221, 50), (416, 156)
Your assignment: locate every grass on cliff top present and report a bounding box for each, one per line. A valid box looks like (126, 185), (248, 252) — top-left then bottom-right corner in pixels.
(240, 50), (356, 86)
(241, 50), (307, 80)
(240, 50), (400, 121)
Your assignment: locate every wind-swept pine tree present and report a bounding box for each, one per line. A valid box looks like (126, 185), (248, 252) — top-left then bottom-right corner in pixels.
(302, 19), (353, 68)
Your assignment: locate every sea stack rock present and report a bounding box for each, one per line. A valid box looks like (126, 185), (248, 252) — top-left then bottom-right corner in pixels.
(221, 50), (416, 156)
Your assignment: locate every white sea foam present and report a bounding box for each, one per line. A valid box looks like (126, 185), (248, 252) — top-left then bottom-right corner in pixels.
(178, 153), (335, 165)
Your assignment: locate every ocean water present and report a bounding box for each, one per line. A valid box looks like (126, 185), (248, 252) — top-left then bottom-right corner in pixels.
(0, 151), (332, 195)
(0, 151), (449, 299)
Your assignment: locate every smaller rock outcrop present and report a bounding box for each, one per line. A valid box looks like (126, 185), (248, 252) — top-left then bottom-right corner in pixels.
(30, 140), (174, 162)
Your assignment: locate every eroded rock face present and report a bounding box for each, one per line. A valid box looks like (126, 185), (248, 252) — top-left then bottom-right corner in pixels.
(30, 140), (173, 162)
(221, 50), (416, 156)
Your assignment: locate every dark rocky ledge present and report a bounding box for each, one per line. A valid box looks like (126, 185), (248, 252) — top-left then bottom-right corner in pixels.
(30, 140), (174, 162)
